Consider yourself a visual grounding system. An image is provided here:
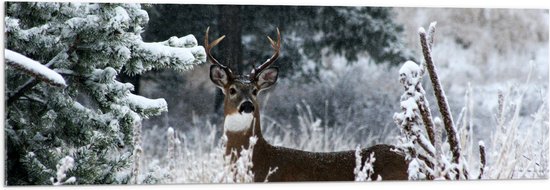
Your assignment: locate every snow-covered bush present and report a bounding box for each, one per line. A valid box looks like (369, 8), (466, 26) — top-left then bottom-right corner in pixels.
(394, 22), (484, 180)
(4, 2), (205, 185)
(394, 21), (548, 181)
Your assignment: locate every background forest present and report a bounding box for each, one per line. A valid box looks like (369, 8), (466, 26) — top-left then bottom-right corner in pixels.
(3, 2), (548, 185)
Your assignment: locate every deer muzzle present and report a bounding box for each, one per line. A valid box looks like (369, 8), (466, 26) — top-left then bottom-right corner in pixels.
(239, 101), (255, 114)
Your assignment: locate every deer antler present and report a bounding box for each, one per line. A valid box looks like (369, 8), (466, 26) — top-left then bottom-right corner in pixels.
(205, 27), (233, 75)
(250, 28), (281, 80)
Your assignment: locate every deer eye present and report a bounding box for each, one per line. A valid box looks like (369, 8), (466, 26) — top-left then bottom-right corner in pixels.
(252, 89), (258, 96)
(229, 87), (237, 95)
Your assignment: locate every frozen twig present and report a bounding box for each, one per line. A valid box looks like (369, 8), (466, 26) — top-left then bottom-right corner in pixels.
(264, 167), (279, 182)
(167, 127), (176, 183)
(433, 117), (446, 178)
(419, 26), (462, 169)
(418, 92), (436, 145)
(419, 22), (436, 76)
(131, 116), (143, 184)
(427, 22), (437, 50)
(478, 141), (486, 179)
(354, 145), (378, 181)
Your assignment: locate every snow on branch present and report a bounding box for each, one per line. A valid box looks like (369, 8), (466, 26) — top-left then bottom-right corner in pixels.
(50, 156), (76, 185)
(126, 94), (168, 117)
(139, 42), (199, 65)
(394, 60), (437, 180)
(5, 49), (67, 87)
(159, 35), (200, 48)
(129, 35), (206, 74)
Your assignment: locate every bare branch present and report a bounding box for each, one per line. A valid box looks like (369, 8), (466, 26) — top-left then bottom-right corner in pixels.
(419, 22), (436, 76)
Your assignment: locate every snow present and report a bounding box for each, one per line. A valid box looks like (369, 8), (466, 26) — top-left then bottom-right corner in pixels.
(418, 27), (426, 35)
(354, 145), (377, 182)
(419, 134), (436, 154)
(5, 49), (67, 87)
(167, 127), (175, 137)
(115, 45), (131, 61)
(138, 41), (205, 68)
(399, 60), (421, 76)
(140, 42), (193, 60)
(127, 94), (168, 113)
(52, 156), (76, 185)
(4, 17), (20, 32)
(113, 6), (130, 26)
(399, 61), (421, 88)
(408, 158), (421, 180)
(401, 97), (418, 118)
(161, 35), (199, 48)
(478, 141), (485, 147)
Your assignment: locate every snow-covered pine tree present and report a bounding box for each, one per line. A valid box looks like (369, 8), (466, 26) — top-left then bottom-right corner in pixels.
(4, 2), (205, 185)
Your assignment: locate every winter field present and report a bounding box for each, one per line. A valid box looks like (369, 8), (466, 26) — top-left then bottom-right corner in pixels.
(138, 8), (549, 183)
(3, 2), (549, 186)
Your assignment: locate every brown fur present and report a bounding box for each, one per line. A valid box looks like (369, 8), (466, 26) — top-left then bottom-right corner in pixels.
(252, 139), (409, 181)
(222, 101), (409, 182)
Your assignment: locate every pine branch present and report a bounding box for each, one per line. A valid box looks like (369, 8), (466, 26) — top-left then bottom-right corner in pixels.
(7, 79), (40, 106)
(6, 36), (80, 107)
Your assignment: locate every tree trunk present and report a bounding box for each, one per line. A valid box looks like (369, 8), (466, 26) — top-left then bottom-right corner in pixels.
(214, 5), (244, 112)
(218, 5), (244, 72)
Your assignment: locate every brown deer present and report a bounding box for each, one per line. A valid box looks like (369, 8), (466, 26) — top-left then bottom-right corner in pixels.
(206, 27), (409, 182)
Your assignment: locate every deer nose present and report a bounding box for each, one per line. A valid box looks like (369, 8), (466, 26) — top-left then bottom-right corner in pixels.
(239, 101), (255, 114)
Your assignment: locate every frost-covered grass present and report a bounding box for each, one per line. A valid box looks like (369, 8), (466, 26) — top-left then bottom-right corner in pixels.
(138, 104), (399, 183)
(137, 53), (548, 183)
(137, 72), (548, 183)
(134, 8), (548, 183)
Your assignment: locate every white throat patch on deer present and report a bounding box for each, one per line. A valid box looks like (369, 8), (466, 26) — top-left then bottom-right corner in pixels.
(224, 113), (254, 132)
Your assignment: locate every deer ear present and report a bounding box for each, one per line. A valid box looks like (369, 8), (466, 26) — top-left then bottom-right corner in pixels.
(210, 65), (229, 88)
(256, 67), (279, 90)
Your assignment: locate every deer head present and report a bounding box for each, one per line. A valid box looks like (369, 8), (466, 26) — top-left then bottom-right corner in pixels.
(206, 27), (281, 133)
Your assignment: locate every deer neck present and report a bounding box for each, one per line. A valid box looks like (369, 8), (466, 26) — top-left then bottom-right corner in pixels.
(223, 110), (265, 156)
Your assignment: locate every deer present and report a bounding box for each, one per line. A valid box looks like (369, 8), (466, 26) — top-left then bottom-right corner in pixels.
(206, 27), (409, 182)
